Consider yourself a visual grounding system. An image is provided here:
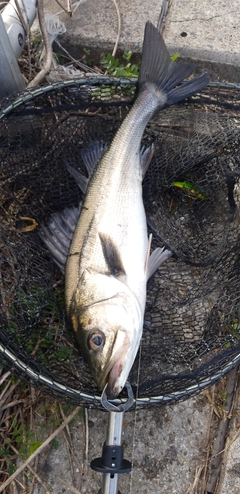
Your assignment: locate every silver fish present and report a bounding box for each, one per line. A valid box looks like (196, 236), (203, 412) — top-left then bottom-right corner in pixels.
(40, 22), (210, 398)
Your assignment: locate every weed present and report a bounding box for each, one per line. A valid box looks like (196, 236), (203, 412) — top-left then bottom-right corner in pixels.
(7, 285), (75, 366)
(82, 47), (92, 66)
(100, 51), (139, 77)
(0, 419), (43, 462)
(224, 317), (240, 340)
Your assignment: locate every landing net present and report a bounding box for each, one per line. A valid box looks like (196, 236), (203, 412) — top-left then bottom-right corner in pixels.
(0, 79), (239, 410)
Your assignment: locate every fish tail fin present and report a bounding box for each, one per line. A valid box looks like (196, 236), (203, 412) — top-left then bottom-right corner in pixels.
(139, 21), (210, 105)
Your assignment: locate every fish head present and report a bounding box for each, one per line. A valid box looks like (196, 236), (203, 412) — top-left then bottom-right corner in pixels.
(69, 272), (144, 398)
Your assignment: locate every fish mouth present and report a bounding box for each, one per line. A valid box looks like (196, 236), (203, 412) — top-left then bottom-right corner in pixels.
(106, 360), (124, 399)
(104, 334), (130, 399)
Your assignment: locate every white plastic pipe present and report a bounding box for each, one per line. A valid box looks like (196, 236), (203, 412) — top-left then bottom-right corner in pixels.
(2, 0), (37, 58)
(0, 13), (25, 99)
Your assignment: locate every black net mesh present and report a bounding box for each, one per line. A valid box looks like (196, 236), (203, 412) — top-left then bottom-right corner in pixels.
(0, 78), (240, 410)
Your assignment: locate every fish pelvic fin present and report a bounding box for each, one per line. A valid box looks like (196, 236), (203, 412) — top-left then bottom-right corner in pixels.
(139, 21), (210, 106)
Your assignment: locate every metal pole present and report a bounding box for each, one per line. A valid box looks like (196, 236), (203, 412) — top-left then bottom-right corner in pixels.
(91, 382), (134, 494)
(100, 411), (124, 494)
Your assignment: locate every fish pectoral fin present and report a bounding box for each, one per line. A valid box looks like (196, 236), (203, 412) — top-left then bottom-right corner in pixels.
(39, 204), (81, 273)
(140, 144), (154, 177)
(99, 233), (126, 277)
(147, 246), (172, 280)
(66, 141), (108, 195)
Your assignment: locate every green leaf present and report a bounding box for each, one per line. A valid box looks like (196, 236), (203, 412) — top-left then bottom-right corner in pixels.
(0, 448), (10, 457)
(9, 462), (16, 476)
(15, 435), (24, 443)
(171, 53), (180, 61)
(12, 417), (18, 428)
(28, 441), (43, 457)
(123, 50), (133, 62)
(51, 438), (59, 450)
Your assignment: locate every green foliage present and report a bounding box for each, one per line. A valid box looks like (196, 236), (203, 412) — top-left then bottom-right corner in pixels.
(0, 420), (43, 461)
(27, 440), (43, 456)
(100, 50), (179, 77)
(7, 285), (75, 365)
(100, 50), (140, 77)
(83, 47), (91, 56)
(171, 53), (180, 61)
(8, 462), (16, 476)
(225, 317), (240, 338)
(51, 438), (59, 450)
(81, 47), (93, 67)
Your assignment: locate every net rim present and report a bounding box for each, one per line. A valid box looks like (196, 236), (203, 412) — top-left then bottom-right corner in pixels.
(1, 341), (240, 409)
(1, 78), (240, 120)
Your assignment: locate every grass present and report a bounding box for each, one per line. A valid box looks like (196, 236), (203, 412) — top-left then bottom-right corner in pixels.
(0, 370), (84, 493)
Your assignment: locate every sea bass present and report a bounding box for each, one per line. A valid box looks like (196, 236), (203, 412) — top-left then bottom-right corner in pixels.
(40, 22), (210, 398)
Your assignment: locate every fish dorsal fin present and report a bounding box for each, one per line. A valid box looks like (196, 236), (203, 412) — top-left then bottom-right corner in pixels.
(140, 144), (154, 177)
(66, 141), (108, 194)
(99, 233), (126, 277)
(147, 246), (172, 280)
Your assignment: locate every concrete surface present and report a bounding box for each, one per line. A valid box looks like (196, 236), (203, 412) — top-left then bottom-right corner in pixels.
(43, 0), (240, 81)
(33, 395), (211, 494)
(217, 389), (240, 494)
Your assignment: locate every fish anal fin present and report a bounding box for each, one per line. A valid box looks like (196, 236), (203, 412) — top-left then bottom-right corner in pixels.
(140, 144), (154, 177)
(99, 233), (126, 277)
(66, 141), (108, 194)
(81, 140), (108, 175)
(147, 246), (172, 280)
(66, 163), (89, 194)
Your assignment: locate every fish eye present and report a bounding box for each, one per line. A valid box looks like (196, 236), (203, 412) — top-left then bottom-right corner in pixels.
(88, 330), (105, 351)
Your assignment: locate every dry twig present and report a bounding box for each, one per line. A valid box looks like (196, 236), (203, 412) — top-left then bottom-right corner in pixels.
(0, 405), (81, 492)
(111, 0), (121, 57)
(206, 367), (239, 493)
(27, 0), (53, 87)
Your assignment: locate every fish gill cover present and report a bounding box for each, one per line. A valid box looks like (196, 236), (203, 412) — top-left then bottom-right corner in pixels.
(0, 79), (240, 410)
